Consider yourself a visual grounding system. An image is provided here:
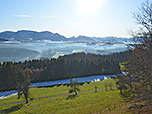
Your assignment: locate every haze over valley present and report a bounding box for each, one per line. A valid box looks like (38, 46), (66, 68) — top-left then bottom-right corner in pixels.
(0, 30), (129, 62)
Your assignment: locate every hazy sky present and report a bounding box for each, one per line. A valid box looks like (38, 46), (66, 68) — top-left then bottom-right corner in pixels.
(0, 0), (144, 38)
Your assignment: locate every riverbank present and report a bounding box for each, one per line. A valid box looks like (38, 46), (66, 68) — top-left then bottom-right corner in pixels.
(0, 79), (137, 114)
(0, 78), (116, 105)
(0, 74), (118, 98)
(0, 93), (17, 99)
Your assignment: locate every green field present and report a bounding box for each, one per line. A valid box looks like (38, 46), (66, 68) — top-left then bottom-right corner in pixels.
(0, 79), (135, 114)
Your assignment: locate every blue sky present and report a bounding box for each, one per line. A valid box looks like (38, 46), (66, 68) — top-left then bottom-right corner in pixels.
(0, 0), (144, 38)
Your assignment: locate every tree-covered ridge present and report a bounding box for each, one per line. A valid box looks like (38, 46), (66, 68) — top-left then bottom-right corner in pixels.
(0, 51), (131, 91)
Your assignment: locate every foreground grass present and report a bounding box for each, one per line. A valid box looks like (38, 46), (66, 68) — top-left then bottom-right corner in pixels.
(0, 78), (116, 106)
(0, 79), (135, 114)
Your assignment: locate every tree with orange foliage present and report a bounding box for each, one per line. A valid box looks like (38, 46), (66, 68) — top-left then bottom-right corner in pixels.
(117, 0), (152, 105)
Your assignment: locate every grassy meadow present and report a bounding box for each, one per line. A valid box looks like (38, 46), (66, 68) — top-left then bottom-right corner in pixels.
(0, 79), (136, 114)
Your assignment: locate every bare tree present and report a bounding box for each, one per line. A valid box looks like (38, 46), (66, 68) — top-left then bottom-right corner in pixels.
(17, 83), (29, 104)
(15, 66), (31, 103)
(117, 0), (152, 105)
(69, 79), (80, 95)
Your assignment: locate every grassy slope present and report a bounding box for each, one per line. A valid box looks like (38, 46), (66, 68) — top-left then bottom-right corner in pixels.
(0, 79), (135, 114)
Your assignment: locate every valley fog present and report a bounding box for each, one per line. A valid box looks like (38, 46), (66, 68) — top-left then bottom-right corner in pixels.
(0, 40), (127, 62)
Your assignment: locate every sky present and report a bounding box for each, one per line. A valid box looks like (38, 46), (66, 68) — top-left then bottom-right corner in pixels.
(0, 0), (145, 38)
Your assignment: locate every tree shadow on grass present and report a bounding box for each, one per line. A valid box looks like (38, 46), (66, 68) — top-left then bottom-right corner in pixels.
(66, 95), (78, 100)
(0, 104), (23, 114)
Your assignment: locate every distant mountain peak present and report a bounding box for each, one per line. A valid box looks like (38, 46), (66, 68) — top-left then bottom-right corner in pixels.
(17, 30), (35, 32)
(0, 30), (132, 43)
(0, 30), (67, 41)
(40, 31), (52, 33)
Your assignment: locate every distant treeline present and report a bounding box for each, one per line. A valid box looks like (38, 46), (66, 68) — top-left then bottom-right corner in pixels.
(0, 51), (132, 91)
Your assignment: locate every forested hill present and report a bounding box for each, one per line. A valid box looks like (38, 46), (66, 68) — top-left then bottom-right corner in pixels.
(58, 51), (131, 62)
(0, 51), (132, 91)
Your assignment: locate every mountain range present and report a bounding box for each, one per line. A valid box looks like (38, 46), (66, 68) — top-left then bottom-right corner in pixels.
(0, 30), (132, 43)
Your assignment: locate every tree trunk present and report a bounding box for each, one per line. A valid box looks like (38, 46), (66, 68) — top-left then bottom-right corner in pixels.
(23, 91), (28, 104)
(75, 90), (77, 95)
(120, 89), (123, 95)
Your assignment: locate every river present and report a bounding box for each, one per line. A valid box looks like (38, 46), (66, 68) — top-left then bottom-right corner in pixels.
(0, 74), (118, 98)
